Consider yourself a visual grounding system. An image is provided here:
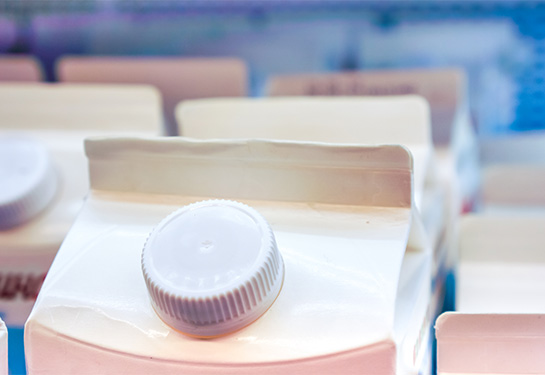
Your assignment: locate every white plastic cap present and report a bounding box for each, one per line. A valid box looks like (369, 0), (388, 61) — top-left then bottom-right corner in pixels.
(0, 134), (58, 230)
(142, 200), (284, 338)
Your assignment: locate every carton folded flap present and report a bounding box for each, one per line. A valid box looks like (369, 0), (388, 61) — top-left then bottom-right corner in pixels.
(0, 83), (162, 133)
(85, 137), (413, 208)
(266, 69), (465, 146)
(436, 312), (545, 374)
(176, 96), (431, 148)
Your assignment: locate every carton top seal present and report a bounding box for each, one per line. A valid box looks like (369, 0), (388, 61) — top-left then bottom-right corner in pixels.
(177, 95), (431, 147)
(266, 68), (468, 146)
(0, 82), (162, 133)
(85, 137), (413, 208)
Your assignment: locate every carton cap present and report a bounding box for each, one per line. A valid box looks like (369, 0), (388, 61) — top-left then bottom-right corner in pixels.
(142, 199), (284, 337)
(0, 134), (57, 229)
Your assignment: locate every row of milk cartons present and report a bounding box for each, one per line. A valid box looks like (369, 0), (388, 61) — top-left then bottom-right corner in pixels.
(0, 64), (486, 375)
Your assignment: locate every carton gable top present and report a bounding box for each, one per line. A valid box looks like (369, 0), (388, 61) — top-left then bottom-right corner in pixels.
(266, 68), (466, 145)
(86, 137), (413, 208)
(176, 96), (431, 148)
(0, 83), (162, 133)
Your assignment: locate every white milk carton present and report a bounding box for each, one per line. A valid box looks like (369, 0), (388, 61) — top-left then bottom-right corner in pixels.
(0, 319), (6, 375)
(0, 83), (162, 373)
(57, 56), (248, 135)
(176, 96), (447, 315)
(436, 214), (545, 374)
(26, 137), (432, 375)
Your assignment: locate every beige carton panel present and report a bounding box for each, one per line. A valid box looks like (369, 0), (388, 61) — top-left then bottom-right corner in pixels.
(177, 96), (431, 147)
(86, 137), (413, 208)
(266, 68), (465, 145)
(0, 83), (162, 133)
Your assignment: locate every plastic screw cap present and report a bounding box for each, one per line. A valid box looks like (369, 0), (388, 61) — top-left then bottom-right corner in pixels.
(142, 200), (284, 337)
(0, 134), (58, 229)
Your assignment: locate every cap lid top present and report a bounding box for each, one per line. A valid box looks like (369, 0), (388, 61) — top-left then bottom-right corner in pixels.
(0, 134), (57, 229)
(142, 200), (284, 337)
(148, 203), (265, 294)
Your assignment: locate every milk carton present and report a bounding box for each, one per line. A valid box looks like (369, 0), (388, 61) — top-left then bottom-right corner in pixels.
(0, 83), (162, 373)
(436, 214), (545, 374)
(176, 96), (447, 315)
(0, 319), (6, 375)
(57, 56), (248, 135)
(26, 137), (432, 374)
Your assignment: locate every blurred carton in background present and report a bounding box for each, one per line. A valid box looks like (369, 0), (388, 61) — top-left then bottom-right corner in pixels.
(0, 83), (162, 374)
